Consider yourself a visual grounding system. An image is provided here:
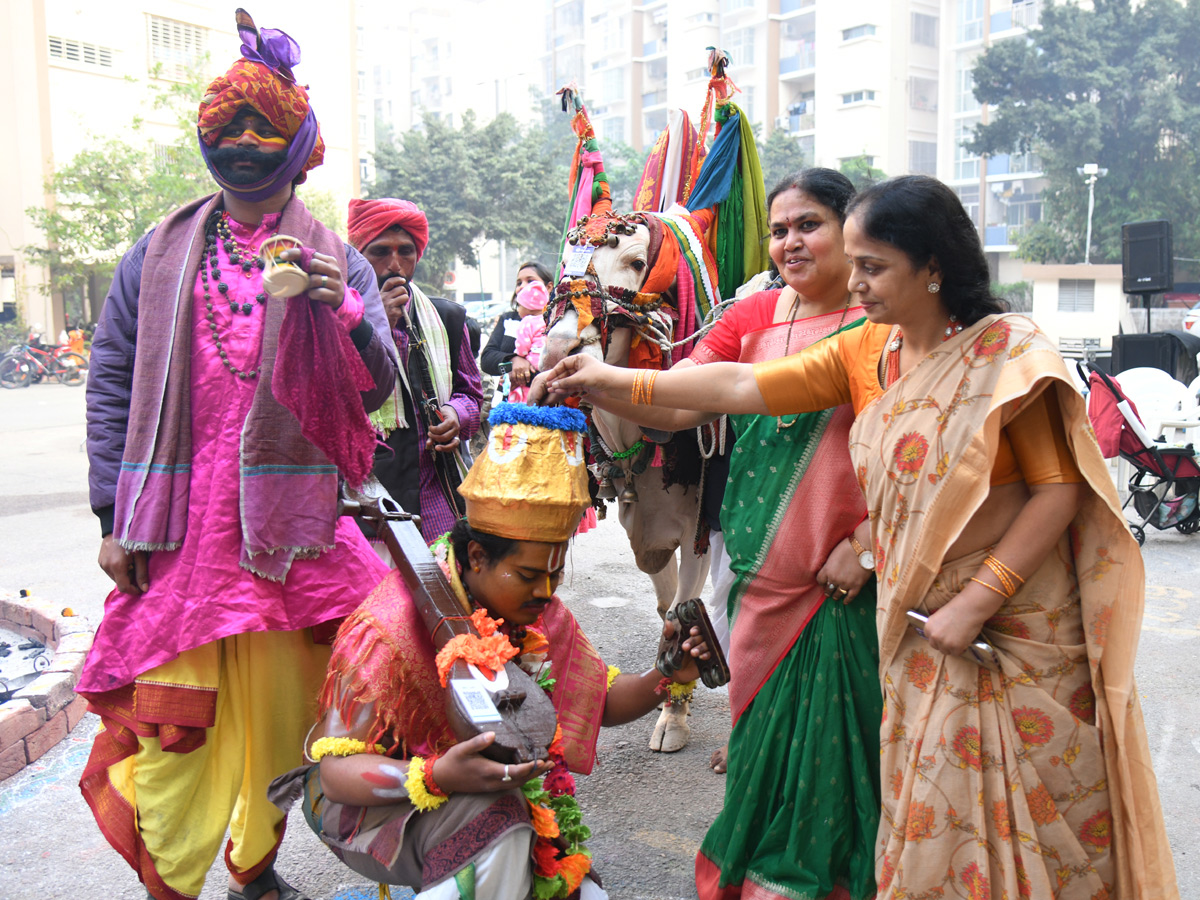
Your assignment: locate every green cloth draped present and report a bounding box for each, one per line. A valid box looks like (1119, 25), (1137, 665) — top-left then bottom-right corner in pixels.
(697, 588), (881, 900)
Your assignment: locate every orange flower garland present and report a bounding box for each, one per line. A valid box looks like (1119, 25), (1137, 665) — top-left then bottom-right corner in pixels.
(434, 609), (520, 687)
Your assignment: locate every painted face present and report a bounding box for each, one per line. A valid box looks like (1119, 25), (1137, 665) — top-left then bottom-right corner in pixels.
(767, 188), (847, 298)
(466, 539), (569, 626)
(364, 227), (419, 286)
(209, 109), (288, 185)
(844, 214), (943, 327)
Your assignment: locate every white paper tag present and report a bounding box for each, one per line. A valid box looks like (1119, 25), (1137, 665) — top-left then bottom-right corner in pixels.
(451, 678), (504, 723)
(503, 318), (522, 337)
(563, 245), (595, 277)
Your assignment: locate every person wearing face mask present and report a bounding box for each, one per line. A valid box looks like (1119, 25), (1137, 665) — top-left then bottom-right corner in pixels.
(78, 12), (397, 900)
(480, 261), (554, 388)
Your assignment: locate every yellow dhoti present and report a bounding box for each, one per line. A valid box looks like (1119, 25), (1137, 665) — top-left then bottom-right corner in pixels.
(80, 628), (330, 900)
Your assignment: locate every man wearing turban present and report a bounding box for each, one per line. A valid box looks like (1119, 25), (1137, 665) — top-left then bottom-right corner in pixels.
(78, 11), (397, 900)
(348, 197), (483, 545)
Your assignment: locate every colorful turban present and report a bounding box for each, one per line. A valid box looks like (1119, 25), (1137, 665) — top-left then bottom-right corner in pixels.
(347, 198), (430, 260)
(197, 9), (324, 201)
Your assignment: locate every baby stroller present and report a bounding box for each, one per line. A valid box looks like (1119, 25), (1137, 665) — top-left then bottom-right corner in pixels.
(1077, 360), (1200, 545)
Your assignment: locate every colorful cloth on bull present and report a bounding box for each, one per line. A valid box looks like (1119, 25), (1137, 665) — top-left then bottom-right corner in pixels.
(634, 108), (705, 213)
(755, 314), (1178, 899)
(640, 209), (720, 363)
(691, 296), (881, 900)
(558, 84), (613, 258)
(197, 9), (323, 199)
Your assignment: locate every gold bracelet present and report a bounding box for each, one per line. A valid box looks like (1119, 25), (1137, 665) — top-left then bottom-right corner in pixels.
(969, 576), (1010, 600)
(645, 370), (659, 406)
(405, 756), (450, 812)
(310, 736), (385, 761)
(631, 370), (645, 405)
(986, 555), (1025, 587)
(981, 556), (1020, 598)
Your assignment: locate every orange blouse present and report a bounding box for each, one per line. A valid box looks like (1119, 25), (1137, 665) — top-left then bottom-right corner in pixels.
(753, 321), (1082, 486)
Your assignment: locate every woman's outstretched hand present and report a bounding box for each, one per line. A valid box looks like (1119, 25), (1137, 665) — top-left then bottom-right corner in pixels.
(530, 355), (611, 404)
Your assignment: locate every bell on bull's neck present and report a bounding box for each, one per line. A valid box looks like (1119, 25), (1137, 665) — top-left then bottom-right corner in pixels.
(620, 482), (639, 505)
(597, 477), (617, 500)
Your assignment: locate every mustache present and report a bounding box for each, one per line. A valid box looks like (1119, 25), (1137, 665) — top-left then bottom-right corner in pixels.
(208, 146), (288, 184)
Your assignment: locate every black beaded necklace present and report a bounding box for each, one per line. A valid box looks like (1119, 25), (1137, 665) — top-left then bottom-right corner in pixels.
(200, 212), (269, 380)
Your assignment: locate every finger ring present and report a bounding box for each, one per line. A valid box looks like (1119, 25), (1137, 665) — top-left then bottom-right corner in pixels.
(321, 274), (329, 287)
(826, 582), (836, 595)
(835, 587), (850, 599)
(501, 764), (512, 782)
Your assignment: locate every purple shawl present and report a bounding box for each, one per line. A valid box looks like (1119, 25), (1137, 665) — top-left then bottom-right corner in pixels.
(114, 193), (375, 581)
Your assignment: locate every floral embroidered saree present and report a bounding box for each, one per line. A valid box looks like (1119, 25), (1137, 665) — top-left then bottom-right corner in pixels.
(845, 314), (1176, 899)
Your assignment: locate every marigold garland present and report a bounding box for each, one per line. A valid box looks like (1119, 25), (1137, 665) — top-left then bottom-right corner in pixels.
(309, 736), (385, 761)
(435, 632), (521, 687)
(606, 665), (621, 689)
(404, 756), (448, 812)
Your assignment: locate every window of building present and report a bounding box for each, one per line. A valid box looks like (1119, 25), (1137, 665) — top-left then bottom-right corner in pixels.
(359, 157), (370, 184)
(842, 24), (877, 41)
(955, 62), (981, 113)
(603, 68), (625, 103)
(358, 114), (369, 141)
(48, 36), (115, 68)
(149, 16), (206, 80)
(1057, 280), (1096, 313)
(726, 27), (756, 66)
(912, 12), (938, 47)
(357, 70), (366, 96)
(687, 12), (718, 27)
(723, 0), (755, 11)
(955, 185), (980, 227)
(742, 86), (756, 123)
(910, 76), (938, 111)
(957, 0), (984, 43)
(841, 90), (877, 105)
(954, 117), (981, 180)
(603, 117), (625, 144)
(909, 140), (937, 175)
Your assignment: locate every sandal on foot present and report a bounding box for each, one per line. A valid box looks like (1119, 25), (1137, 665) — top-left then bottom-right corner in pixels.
(228, 867), (311, 900)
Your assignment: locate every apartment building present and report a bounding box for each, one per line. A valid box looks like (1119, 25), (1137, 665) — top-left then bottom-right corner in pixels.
(0, 0), (358, 335)
(537, 0), (1044, 281)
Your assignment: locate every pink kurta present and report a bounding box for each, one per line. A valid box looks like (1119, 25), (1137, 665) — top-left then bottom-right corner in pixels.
(78, 214), (388, 694)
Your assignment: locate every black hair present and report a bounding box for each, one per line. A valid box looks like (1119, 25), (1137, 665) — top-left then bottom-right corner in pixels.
(450, 517), (520, 569)
(510, 260), (554, 308)
(766, 168), (857, 225)
(846, 175), (1007, 325)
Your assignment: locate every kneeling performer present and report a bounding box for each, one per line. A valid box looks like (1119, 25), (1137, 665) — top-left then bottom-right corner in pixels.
(272, 404), (710, 899)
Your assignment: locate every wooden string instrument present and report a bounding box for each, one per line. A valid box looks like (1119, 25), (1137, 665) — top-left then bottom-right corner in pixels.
(340, 479), (557, 763)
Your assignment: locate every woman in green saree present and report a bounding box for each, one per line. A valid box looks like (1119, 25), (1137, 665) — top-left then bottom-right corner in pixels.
(568, 169), (882, 900)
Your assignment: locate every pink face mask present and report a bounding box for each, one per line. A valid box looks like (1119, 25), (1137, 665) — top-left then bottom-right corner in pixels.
(515, 281), (549, 313)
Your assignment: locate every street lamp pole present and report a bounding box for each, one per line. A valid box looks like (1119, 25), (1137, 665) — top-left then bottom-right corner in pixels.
(1076, 163), (1108, 264)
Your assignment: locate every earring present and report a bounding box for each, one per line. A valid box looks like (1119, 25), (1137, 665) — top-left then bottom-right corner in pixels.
(472, 566), (480, 573)
(927, 282), (941, 294)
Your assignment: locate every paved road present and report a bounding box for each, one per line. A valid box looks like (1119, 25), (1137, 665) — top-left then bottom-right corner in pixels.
(0, 384), (1197, 898)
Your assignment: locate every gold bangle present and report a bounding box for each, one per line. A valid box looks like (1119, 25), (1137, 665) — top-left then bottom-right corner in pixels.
(310, 736), (385, 761)
(405, 756), (450, 812)
(981, 555), (1021, 597)
(645, 370), (659, 406)
(969, 576), (1010, 600)
(986, 555), (1025, 586)
(631, 370), (645, 405)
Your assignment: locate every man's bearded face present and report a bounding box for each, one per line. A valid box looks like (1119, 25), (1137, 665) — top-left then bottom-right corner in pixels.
(209, 108), (289, 185)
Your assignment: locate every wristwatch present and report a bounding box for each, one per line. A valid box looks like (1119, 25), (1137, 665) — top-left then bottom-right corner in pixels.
(849, 534), (875, 571)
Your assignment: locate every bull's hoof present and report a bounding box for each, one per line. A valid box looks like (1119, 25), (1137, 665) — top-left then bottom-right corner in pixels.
(648, 701), (691, 753)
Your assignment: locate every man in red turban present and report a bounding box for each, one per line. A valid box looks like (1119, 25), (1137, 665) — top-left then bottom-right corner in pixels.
(348, 197), (483, 545)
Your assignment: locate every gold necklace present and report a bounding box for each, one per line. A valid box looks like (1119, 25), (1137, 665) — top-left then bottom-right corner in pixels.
(776, 290), (851, 433)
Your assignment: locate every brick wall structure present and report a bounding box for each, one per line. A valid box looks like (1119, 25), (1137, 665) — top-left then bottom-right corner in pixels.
(0, 591), (94, 782)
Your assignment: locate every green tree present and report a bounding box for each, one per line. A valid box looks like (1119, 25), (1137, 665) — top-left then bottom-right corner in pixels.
(758, 128), (807, 195)
(969, 0), (1200, 263)
(838, 154), (887, 191)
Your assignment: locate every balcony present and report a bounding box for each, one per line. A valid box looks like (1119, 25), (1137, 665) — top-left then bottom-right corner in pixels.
(986, 152), (1041, 177)
(779, 0), (815, 13)
(642, 39), (666, 57)
(991, 0), (1041, 34)
(779, 44), (816, 79)
(785, 112), (815, 132)
(642, 89), (668, 107)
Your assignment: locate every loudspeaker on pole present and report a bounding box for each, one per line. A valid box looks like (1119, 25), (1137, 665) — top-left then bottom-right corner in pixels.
(1121, 220), (1173, 294)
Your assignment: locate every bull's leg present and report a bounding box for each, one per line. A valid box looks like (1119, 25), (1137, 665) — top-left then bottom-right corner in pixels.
(649, 547), (711, 753)
(646, 554), (679, 620)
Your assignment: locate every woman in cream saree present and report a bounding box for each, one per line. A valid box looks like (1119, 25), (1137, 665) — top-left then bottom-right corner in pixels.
(536, 175), (1178, 899)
